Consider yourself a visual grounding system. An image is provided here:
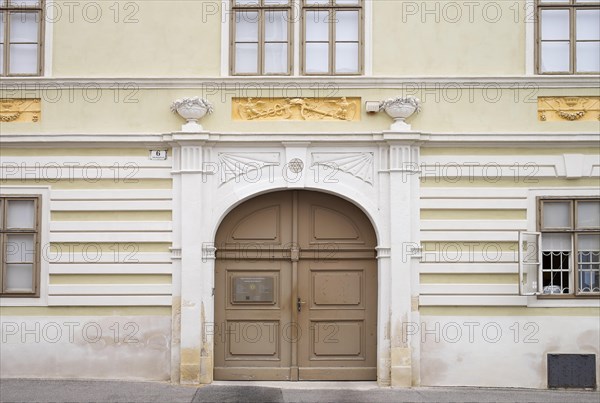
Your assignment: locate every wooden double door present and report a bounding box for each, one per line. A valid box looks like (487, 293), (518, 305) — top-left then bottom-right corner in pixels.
(214, 190), (377, 381)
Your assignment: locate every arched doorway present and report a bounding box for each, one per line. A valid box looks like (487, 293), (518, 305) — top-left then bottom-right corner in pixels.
(214, 190), (377, 381)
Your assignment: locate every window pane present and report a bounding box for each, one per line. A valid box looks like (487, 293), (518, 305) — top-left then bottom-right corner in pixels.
(540, 9), (570, 40)
(9, 44), (38, 74)
(576, 10), (600, 40)
(0, 45), (3, 75)
(235, 43), (258, 74)
(235, 11), (259, 42)
(542, 233), (572, 251)
(305, 11), (329, 42)
(541, 233), (571, 294)
(9, 0), (41, 6)
(5, 264), (34, 292)
(235, 0), (259, 5)
(264, 0), (289, 4)
(305, 0), (329, 4)
(336, 0), (360, 4)
(335, 11), (359, 42)
(0, 12), (4, 43)
(264, 42), (288, 74)
(579, 234), (600, 250)
(305, 42), (329, 73)
(265, 11), (288, 42)
(6, 199), (35, 229)
(577, 201), (600, 228)
(6, 234), (35, 263)
(335, 42), (358, 73)
(579, 269), (600, 293)
(9, 12), (39, 43)
(576, 42), (600, 72)
(540, 42), (570, 72)
(542, 201), (571, 229)
(578, 234), (600, 293)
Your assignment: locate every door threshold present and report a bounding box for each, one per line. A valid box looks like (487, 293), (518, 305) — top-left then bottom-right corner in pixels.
(211, 381), (380, 390)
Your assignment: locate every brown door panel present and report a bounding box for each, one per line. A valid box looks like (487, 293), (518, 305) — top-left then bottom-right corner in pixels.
(297, 259), (377, 379)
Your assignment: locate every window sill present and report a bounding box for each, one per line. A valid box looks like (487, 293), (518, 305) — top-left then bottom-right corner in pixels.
(527, 295), (600, 308)
(537, 294), (600, 300)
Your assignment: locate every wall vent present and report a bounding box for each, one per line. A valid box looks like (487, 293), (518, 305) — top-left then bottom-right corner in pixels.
(547, 354), (596, 389)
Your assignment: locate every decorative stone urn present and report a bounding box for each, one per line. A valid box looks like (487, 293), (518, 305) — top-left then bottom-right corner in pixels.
(171, 96), (214, 132)
(379, 96), (421, 131)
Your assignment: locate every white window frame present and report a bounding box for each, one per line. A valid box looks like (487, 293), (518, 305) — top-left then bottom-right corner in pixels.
(0, 186), (49, 306)
(220, 0), (372, 76)
(524, 188), (600, 308)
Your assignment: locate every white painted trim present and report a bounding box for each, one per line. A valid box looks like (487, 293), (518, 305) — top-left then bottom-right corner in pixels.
(421, 166), (560, 179)
(47, 295), (172, 306)
(420, 199), (526, 210)
(364, 0), (372, 76)
(48, 284), (171, 295)
(43, 0), (54, 77)
(420, 231), (518, 242)
(220, 0), (229, 77)
(420, 220), (526, 231)
(525, 0), (535, 75)
(51, 189), (172, 201)
(50, 200), (172, 211)
(2, 132), (599, 146)
(293, 2), (300, 76)
(1, 75), (598, 89)
(2, 156), (172, 167)
(1, 167), (171, 181)
(49, 263), (172, 274)
(526, 296), (600, 308)
(419, 295), (528, 306)
(420, 284), (518, 295)
(50, 221), (172, 232)
(419, 263), (518, 274)
(49, 232), (172, 243)
(0, 186), (50, 307)
(421, 188), (528, 199)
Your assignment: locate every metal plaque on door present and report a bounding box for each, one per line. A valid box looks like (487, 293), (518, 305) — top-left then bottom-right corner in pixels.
(232, 276), (274, 303)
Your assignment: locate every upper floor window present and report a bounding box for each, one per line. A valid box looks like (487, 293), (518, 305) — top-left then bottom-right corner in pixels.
(231, 0), (292, 75)
(537, 0), (600, 74)
(0, 0), (44, 76)
(230, 0), (363, 76)
(0, 196), (40, 297)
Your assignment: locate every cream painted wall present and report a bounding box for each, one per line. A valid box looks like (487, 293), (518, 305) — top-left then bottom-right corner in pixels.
(1, 87), (599, 134)
(420, 315), (600, 388)
(0, 316), (171, 380)
(373, 1), (526, 76)
(52, 1), (221, 76)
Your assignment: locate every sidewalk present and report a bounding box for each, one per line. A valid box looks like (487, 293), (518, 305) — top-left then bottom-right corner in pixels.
(0, 379), (598, 403)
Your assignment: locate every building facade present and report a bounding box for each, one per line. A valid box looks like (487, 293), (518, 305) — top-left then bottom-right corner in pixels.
(1, 0), (599, 388)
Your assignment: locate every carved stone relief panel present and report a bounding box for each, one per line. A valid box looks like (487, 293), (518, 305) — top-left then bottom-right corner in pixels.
(0, 99), (41, 123)
(232, 97), (360, 121)
(538, 97), (600, 122)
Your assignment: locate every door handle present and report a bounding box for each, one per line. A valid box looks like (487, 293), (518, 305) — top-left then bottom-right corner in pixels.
(297, 297), (307, 312)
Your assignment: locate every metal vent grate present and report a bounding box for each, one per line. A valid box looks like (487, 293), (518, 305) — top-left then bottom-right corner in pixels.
(547, 354), (596, 389)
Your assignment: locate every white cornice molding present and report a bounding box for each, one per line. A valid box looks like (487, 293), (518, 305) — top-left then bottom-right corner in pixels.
(1, 76), (599, 89)
(0, 132), (598, 147)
